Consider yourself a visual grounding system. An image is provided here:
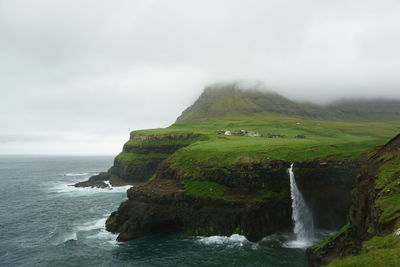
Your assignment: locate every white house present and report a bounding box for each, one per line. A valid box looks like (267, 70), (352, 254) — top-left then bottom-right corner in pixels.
(225, 131), (232, 136)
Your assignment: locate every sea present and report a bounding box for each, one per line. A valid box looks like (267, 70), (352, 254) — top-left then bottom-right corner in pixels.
(0, 156), (331, 267)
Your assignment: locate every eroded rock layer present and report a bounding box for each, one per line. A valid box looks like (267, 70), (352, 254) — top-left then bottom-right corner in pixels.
(106, 178), (292, 242)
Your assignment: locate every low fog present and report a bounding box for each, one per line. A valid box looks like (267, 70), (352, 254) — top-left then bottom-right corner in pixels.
(1, 0), (400, 154)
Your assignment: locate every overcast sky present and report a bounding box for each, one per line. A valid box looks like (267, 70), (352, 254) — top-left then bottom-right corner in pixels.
(1, 0), (400, 155)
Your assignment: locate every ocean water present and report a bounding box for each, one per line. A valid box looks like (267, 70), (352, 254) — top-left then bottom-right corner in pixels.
(0, 156), (328, 267)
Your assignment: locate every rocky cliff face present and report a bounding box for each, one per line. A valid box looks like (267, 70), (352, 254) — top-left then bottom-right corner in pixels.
(106, 177), (292, 242)
(307, 134), (400, 266)
(294, 160), (361, 229)
(74, 132), (201, 187)
(106, 160), (292, 242)
(105, 155), (360, 243)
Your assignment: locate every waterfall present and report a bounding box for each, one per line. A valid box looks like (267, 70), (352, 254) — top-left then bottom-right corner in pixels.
(287, 163), (314, 247)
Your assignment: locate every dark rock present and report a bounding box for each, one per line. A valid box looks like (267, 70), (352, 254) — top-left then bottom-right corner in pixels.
(294, 160), (361, 229)
(155, 159), (290, 190)
(106, 179), (292, 242)
(74, 172), (110, 188)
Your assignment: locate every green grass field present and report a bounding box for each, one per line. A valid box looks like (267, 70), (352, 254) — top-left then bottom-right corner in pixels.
(133, 113), (399, 173)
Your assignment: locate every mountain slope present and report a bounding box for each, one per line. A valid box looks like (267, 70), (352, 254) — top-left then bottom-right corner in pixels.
(176, 83), (333, 122)
(176, 82), (400, 122)
(329, 99), (400, 120)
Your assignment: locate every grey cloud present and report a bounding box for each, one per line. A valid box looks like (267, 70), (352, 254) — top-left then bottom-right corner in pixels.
(0, 0), (400, 154)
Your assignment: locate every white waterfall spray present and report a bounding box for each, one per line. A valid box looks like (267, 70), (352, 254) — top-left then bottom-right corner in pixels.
(287, 163), (314, 247)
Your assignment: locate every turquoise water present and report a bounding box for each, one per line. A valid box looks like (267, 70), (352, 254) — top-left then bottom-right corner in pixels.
(0, 156), (328, 266)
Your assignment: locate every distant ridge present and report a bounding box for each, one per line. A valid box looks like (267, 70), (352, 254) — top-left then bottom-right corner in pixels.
(176, 82), (400, 122)
(328, 98), (400, 120)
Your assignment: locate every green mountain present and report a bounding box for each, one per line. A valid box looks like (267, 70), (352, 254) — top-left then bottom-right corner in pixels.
(176, 82), (400, 122)
(176, 83), (333, 122)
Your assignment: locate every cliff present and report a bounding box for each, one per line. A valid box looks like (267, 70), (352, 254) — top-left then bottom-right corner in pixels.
(106, 170), (292, 242)
(74, 132), (202, 187)
(294, 160), (361, 229)
(105, 155), (361, 242)
(307, 134), (400, 266)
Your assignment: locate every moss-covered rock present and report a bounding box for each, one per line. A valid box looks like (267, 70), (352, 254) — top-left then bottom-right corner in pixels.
(307, 133), (400, 266)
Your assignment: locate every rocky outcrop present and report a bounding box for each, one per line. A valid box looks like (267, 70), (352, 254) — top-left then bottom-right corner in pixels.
(106, 177), (292, 242)
(307, 134), (400, 266)
(74, 132), (201, 187)
(74, 172), (111, 188)
(74, 172), (131, 188)
(294, 160), (361, 229)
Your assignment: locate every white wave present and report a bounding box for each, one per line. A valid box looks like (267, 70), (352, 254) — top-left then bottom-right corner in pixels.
(48, 182), (132, 196)
(75, 218), (106, 232)
(282, 239), (313, 249)
(64, 232), (77, 242)
(86, 229), (120, 246)
(72, 217), (120, 247)
(104, 180), (112, 188)
(51, 231), (78, 245)
(197, 234), (249, 246)
(78, 217), (120, 246)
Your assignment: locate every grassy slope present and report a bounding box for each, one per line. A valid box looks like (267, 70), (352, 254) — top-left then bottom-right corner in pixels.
(328, 235), (400, 267)
(123, 86), (399, 199)
(133, 113), (399, 179)
(133, 86), (399, 170)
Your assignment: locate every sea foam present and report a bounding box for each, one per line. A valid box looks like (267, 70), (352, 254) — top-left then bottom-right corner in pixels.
(75, 218), (107, 232)
(48, 181), (132, 196)
(197, 234), (249, 247)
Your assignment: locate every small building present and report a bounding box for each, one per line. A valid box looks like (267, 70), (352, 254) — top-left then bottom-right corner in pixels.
(215, 130), (226, 134)
(225, 131), (232, 136)
(264, 133), (286, 138)
(247, 132), (261, 137)
(231, 131), (243, 136)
